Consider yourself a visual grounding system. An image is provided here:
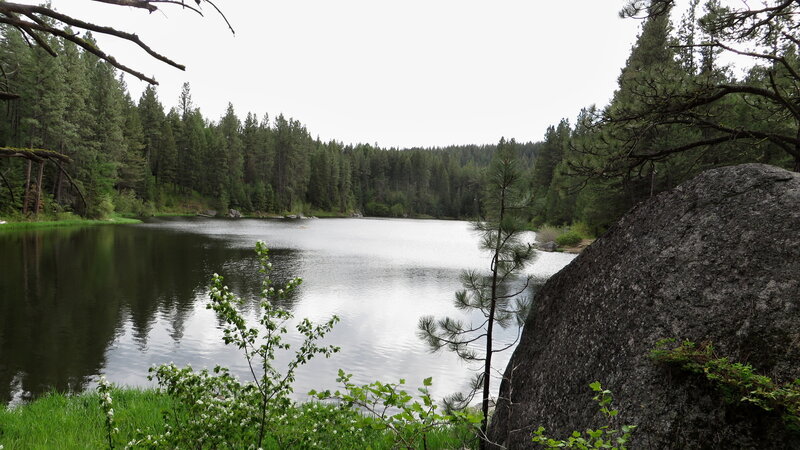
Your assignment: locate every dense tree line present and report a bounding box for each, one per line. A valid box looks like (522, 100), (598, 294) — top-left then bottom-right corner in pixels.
(0, 26), (542, 220)
(528, 0), (797, 233)
(6, 1), (792, 231)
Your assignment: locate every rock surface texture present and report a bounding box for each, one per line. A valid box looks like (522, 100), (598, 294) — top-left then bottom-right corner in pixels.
(537, 241), (558, 252)
(487, 164), (800, 449)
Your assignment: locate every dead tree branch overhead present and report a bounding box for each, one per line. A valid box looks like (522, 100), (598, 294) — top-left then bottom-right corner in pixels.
(0, 0), (233, 85)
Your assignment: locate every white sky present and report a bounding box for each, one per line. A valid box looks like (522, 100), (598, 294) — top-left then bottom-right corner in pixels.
(34, 1), (643, 148)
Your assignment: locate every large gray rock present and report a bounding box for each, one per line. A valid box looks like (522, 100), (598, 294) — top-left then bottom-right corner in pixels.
(488, 164), (800, 449)
(538, 241), (558, 252)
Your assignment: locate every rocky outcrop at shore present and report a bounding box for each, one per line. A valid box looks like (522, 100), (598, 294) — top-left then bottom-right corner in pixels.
(488, 164), (800, 449)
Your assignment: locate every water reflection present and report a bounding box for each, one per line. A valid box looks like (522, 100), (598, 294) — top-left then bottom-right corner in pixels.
(0, 218), (575, 406)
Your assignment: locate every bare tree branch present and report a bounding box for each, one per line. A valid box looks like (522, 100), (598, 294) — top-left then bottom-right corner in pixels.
(0, 0), (234, 85)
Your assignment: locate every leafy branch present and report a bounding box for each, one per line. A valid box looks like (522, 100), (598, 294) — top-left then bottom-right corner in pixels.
(128, 241), (341, 448)
(651, 339), (800, 431)
(311, 371), (481, 450)
(532, 382), (636, 449)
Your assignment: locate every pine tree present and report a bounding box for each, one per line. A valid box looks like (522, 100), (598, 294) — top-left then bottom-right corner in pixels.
(137, 85), (165, 189)
(118, 91), (147, 196)
(418, 138), (536, 449)
(218, 103), (246, 209)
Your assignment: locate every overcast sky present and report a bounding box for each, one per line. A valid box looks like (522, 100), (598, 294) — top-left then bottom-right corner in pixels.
(38, 1), (643, 148)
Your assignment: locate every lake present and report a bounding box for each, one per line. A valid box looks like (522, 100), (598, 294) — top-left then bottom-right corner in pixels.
(0, 217), (575, 406)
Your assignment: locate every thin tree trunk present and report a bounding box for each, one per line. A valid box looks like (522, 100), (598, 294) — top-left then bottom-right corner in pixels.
(55, 143), (64, 202)
(55, 169), (63, 203)
(34, 161), (44, 215)
(0, 167), (15, 204)
(22, 159), (32, 215)
(480, 186), (506, 450)
(51, 160), (88, 216)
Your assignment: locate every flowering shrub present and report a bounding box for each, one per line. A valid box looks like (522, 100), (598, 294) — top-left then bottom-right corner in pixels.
(126, 241), (340, 448)
(95, 241), (479, 449)
(97, 376), (119, 449)
(312, 370), (481, 449)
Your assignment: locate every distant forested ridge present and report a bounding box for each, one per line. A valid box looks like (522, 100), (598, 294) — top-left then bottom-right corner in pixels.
(3, 0), (797, 229)
(0, 26), (541, 220)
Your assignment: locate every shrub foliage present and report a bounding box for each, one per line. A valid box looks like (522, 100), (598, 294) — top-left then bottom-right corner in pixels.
(651, 339), (800, 431)
(91, 241), (479, 449)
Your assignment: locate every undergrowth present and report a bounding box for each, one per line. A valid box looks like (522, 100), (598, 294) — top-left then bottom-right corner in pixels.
(651, 339), (800, 431)
(532, 382), (636, 449)
(56, 241), (480, 449)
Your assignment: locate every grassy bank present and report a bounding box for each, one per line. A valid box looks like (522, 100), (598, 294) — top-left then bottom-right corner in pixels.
(0, 389), (170, 449)
(0, 389), (475, 449)
(0, 216), (141, 231)
(534, 222), (597, 253)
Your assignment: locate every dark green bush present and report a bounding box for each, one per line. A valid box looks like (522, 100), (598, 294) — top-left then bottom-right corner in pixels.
(570, 221), (594, 239)
(390, 203), (405, 217)
(555, 230), (582, 247)
(365, 201), (391, 217)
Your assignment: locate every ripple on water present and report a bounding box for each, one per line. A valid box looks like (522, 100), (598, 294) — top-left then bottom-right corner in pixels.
(1, 218), (576, 405)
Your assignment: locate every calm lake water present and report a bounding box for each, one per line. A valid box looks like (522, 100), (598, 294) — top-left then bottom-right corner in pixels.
(0, 217), (575, 406)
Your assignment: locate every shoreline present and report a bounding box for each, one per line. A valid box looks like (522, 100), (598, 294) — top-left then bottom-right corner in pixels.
(0, 212), (475, 233)
(1, 387), (470, 449)
(0, 216), (142, 231)
(560, 238), (595, 254)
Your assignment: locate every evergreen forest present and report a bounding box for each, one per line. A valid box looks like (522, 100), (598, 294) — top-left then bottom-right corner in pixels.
(0, 26), (541, 221)
(1, 0), (798, 233)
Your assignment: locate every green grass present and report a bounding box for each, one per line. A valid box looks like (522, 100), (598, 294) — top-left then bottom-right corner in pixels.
(534, 222), (597, 250)
(555, 230), (583, 247)
(0, 216), (141, 231)
(0, 389), (171, 449)
(1, 389), (476, 449)
(569, 221), (595, 240)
